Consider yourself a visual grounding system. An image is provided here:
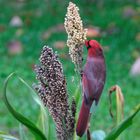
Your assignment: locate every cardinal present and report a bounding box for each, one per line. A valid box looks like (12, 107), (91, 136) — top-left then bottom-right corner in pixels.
(76, 40), (106, 137)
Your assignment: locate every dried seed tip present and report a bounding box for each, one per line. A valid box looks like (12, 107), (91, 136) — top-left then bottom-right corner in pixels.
(108, 85), (124, 119)
(34, 45), (76, 140)
(64, 2), (87, 73)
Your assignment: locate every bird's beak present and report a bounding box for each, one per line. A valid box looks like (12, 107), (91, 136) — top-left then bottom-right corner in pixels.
(85, 40), (89, 47)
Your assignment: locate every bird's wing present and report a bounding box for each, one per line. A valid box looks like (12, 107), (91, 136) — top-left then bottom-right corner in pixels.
(82, 59), (106, 105)
(82, 71), (96, 105)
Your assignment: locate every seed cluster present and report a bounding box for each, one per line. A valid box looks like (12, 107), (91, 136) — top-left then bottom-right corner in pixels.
(34, 46), (76, 140)
(64, 2), (87, 73)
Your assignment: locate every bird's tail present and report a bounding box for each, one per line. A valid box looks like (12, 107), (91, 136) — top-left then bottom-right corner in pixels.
(76, 99), (90, 137)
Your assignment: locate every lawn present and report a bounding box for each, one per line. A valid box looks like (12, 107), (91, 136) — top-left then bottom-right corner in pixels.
(0, 0), (140, 139)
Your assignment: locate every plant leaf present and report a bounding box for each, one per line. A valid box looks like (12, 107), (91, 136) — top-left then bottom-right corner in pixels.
(104, 104), (140, 140)
(17, 75), (50, 139)
(3, 73), (47, 140)
(19, 124), (28, 140)
(17, 76), (43, 107)
(37, 107), (50, 139)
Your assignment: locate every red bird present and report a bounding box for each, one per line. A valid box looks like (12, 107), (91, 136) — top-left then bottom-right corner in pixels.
(76, 40), (106, 137)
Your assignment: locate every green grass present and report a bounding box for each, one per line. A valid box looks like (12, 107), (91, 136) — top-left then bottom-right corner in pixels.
(0, 0), (140, 139)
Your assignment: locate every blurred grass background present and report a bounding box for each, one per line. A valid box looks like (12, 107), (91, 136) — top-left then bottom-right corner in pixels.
(0, 0), (140, 139)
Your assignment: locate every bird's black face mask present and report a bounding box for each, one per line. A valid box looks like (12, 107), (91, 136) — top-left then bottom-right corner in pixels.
(87, 40), (91, 50)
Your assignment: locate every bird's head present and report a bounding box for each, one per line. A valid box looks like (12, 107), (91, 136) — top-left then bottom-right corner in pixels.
(85, 40), (103, 57)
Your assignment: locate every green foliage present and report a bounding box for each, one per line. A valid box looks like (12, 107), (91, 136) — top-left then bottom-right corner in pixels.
(0, 0), (140, 139)
(3, 73), (47, 140)
(2, 72), (140, 140)
(105, 104), (140, 140)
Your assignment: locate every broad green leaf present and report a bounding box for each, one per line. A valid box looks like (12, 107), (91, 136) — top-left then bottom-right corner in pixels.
(105, 104), (140, 140)
(3, 73), (47, 140)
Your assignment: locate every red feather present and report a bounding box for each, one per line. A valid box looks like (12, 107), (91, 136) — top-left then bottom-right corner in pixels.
(76, 40), (106, 137)
(76, 99), (90, 137)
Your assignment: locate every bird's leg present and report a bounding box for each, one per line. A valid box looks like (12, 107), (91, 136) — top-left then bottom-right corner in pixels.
(87, 128), (91, 140)
(86, 114), (91, 140)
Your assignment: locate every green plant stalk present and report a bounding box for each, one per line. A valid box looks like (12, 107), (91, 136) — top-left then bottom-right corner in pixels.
(73, 83), (81, 140)
(116, 87), (124, 140)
